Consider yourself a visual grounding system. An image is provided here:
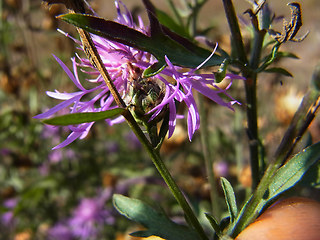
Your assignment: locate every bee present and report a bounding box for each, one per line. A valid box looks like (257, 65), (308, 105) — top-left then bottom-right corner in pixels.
(126, 63), (165, 117)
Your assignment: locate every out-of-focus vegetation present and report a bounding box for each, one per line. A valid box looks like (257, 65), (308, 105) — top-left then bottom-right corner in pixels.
(1, 0), (319, 239)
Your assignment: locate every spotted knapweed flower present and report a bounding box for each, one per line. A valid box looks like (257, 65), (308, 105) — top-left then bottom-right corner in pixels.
(35, 0), (243, 149)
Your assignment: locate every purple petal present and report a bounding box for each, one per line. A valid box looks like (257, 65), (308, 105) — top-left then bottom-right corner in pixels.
(52, 131), (83, 149)
(167, 100), (177, 138)
(53, 55), (86, 91)
(34, 94), (83, 119)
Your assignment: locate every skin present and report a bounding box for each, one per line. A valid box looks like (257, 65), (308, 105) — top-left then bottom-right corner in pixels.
(235, 197), (320, 240)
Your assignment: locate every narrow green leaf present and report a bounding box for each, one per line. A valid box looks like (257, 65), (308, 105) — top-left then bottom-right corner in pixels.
(155, 9), (189, 38)
(299, 160), (320, 188)
(113, 194), (201, 240)
(220, 177), (238, 222)
(259, 48), (297, 73)
(268, 142), (320, 200)
(228, 142), (320, 236)
(276, 51), (299, 59)
(205, 213), (221, 237)
(257, 43), (280, 72)
(59, 13), (224, 69)
(59, 13), (152, 50)
(263, 67), (293, 77)
(251, 142), (320, 213)
(42, 108), (125, 125)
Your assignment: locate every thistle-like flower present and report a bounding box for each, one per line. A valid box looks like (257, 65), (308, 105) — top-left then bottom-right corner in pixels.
(35, 0), (243, 149)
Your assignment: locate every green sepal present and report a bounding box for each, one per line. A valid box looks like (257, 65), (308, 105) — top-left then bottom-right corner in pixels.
(113, 194), (202, 240)
(42, 108), (125, 125)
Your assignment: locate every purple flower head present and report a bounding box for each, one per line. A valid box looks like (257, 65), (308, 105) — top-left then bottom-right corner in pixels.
(105, 140), (120, 153)
(125, 131), (142, 150)
(48, 189), (114, 240)
(48, 223), (73, 240)
(35, 0), (244, 149)
(1, 198), (18, 227)
(68, 189), (114, 239)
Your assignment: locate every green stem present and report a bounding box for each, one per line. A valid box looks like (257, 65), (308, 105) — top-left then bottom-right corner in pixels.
(166, 0), (184, 28)
(246, 29), (266, 189)
(227, 163), (276, 237)
(222, 0), (266, 189)
(122, 111), (209, 240)
(198, 95), (221, 219)
(65, 1), (205, 238)
(187, 0), (208, 37)
(221, 1), (320, 237)
(221, 0), (247, 64)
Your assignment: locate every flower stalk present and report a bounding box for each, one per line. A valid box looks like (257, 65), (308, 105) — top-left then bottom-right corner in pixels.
(38, 1), (243, 239)
(60, 1), (209, 239)
(65, 0), (127, 109)
(222, 0), (264, 189)
(244, 28), (267, 189)
(121, 110), (208, 240)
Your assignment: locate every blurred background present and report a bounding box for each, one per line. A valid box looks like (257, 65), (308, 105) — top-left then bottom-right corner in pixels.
(1, 0), (319, 239)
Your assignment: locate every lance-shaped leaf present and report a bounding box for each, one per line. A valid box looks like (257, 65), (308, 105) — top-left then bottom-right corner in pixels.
(228, 142), (320, 236)
(59, 3), (224, 76)
(42, 108), (124, 125)
(257, 44), (280, 72)
(299, 160), (320, 188)
(258, 44), (299, 73)
(220, 177), (238, 222)
(155, 8), (189, 38)
(248, 141), (320, 218)
(263, 67), (293, 77)
(267, 142), (320, 200)
(113, 194), (201, 240)
(205, 213), (222, 237)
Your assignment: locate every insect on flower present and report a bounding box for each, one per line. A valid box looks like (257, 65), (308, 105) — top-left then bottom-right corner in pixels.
(125, 63), (166, 119)
(35, 0), (244, 149)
